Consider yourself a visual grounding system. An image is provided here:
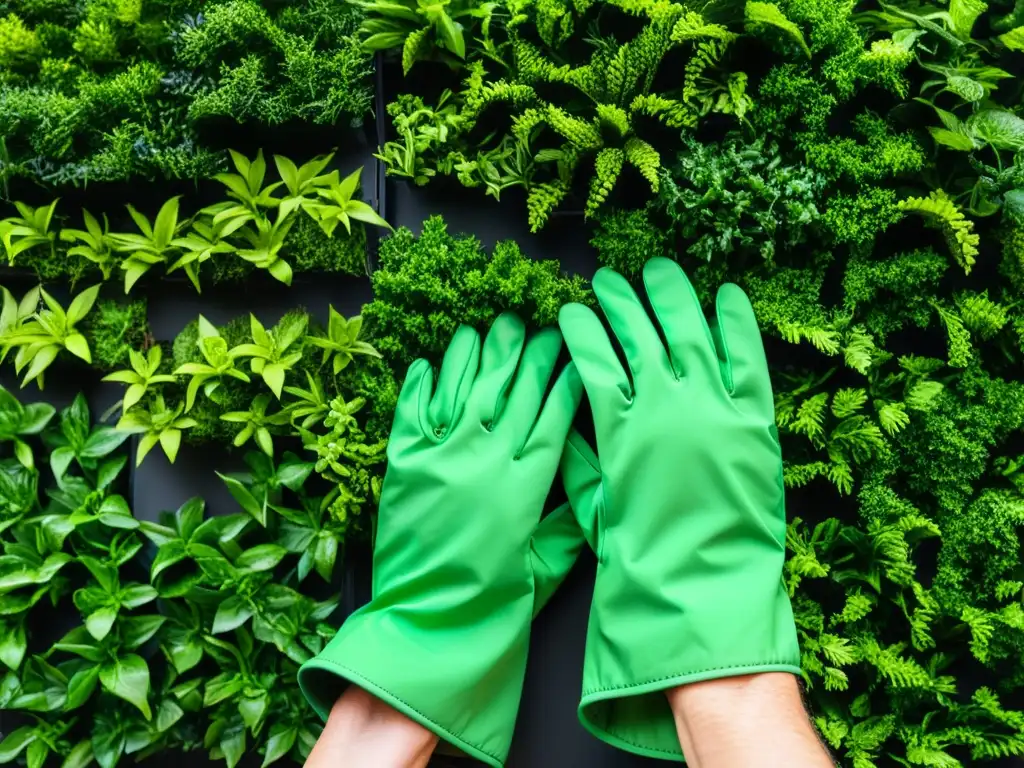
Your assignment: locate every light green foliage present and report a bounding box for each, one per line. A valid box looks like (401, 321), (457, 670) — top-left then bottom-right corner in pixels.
(352, 0), (499, 72)
(115, 393), (198, 466)
(0, 0), (372, 185)
(0, 151), (379, 289)
(0, 284), (99, 387)
(898, 190), (980, 274)
(101, 346), (177, 412)
(306, 308), (382, 376)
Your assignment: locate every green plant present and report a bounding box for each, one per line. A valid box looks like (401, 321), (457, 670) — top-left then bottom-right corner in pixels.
(173, 316), (252, 411)
(0, 385), (54, 469)
(305, 167), (393, 237)
(0, 0), (372, 186)
(60, 210), (118, 282)
(0, 201), (58, 266)
(102, 346), (177, 413)
(115, 394), (197, 466)
(0, 285), (100, 387)
(353, 0), (499, 72)
(111, 198), (184, 293)
(375, 0), (756, 229)
(220, 394), (291, 457)
(306, 308), (381, 375)
(0, 150), (381, 291)
(43, 394), (129, 490)
(0, 385), (365, 768)
(230, 314), (308, 399)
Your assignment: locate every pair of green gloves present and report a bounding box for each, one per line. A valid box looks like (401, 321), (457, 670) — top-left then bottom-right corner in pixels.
(297, 259), (800, 765)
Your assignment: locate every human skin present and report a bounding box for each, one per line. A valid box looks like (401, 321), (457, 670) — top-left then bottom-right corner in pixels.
(304, 685), (439, 768)
(665, 672), (835, 768)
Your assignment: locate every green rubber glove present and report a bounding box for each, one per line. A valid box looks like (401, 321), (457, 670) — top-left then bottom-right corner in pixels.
(559, 258), (800, 761)
(298, 312), (584, 768)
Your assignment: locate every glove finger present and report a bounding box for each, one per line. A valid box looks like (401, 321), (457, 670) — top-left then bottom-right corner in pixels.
(712, 283), (775, 420)
(427, 324), (481, 436)
(530, 502), (586, 618)
(642, 257), (719, 383)
(558, 303), (631, 418)
(593, 267), (671, 387)
(560, 429), (603, 556)
(468, 313), (526, 429)
(392, 358), (434, 443)
(520, 360), (583, 458)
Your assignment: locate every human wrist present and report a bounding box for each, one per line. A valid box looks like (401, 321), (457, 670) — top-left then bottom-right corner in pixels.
(306, 685), (439, 768)
(665, 673), (833, 768)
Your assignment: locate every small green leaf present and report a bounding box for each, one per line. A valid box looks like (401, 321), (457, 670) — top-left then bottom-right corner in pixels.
(99, 654), (152, 719)
(85, 607), (118, 641)
(212, 595), (253, 634)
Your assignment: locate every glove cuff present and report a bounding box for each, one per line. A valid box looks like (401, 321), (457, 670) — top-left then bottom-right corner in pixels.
(298, 604), (530, 768)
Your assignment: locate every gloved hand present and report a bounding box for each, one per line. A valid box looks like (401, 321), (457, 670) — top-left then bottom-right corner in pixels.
(559, 258), (800, 760)
(298, 312), (584, 768)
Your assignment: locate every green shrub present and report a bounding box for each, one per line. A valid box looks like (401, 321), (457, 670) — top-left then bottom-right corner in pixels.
(0, 391), (356, 768)
(358, 215), (592, 433)
(0, 0), (372, 186)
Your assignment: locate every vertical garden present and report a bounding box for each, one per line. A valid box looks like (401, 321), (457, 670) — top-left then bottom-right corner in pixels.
(0, 0), (1023, 764)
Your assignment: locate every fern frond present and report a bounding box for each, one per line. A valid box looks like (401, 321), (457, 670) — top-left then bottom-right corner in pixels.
(832, 388), (868, 418)
(594, 103), (630, 139)
(527, 179), (569, 232)
(586, 148), (624, 217)
(623, 136), (660, 193)
(744, 1), (811, 57)
(898, 190), (979, 274)
(931, 300), (973, 368)
(671, 9), (735, 42)
(545, 104), (603, 150)
(876, 401), (910, 436)
(631, 93), (694, 129)
(956, 290), (1009, 339)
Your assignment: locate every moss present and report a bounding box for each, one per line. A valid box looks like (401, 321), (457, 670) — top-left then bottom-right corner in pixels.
(82, 298), (148, 371)
(286, 215), (367, 275)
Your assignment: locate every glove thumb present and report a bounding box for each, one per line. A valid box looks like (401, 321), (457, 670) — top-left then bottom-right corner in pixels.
(560, 429), (603, 555)
(530, 502), (585, 618)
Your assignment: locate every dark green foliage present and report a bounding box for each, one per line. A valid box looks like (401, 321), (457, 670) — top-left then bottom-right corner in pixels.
(0, 391), (349, 767)
(654, 135), (825, 264)
(359, 215), (591, 432)
(375, 0), (755, 229)
(0, 0), (372, 186)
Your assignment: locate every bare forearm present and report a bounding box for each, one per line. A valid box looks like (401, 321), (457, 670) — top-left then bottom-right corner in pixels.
(665, 673), (834, 768)
(305, 685), (438, 768)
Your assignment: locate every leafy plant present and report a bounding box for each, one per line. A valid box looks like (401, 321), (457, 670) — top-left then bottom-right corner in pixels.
(0, 201), (57, 266)
(43, 394), (129, 489)
(0, 385), (361, 768)
(115, 395), (197, 466)
(173, 316), (251, 411)
(305, 167), (393, 237)
(353, 0), (499, 72)
(0, 385), (54, 468)
(102, 347), (177, 413)
(220, 395), (291, 457)
(306, 308), (381, 375)
(60, 211), (118, 281)
(110, 198), (184, 293)
(0, 285), (100, 387)
(229, 314), (308, 398)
